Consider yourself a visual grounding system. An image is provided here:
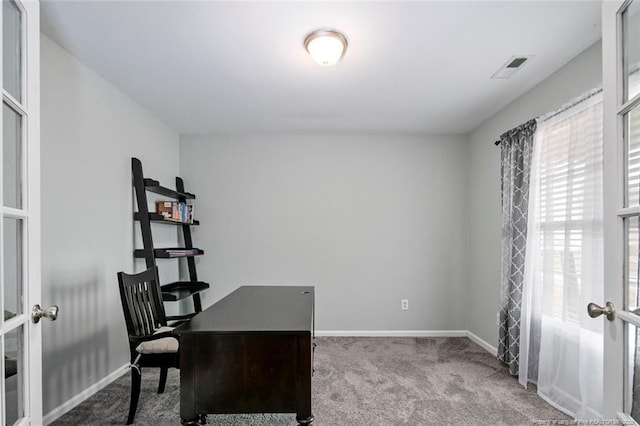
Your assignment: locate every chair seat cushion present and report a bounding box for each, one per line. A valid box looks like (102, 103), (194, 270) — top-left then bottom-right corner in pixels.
(135, 326), (179, 354)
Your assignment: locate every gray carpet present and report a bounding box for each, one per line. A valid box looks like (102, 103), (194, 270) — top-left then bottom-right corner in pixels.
(52, 337), (570, 425)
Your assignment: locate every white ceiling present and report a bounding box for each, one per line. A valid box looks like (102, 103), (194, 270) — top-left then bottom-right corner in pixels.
(40, 1), (603, 136)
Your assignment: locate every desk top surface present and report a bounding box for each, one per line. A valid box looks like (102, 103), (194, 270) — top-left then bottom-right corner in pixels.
(176, 286), (314, 335)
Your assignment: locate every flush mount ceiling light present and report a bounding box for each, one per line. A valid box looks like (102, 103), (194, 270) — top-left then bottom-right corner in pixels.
(304, 29), (348, 66)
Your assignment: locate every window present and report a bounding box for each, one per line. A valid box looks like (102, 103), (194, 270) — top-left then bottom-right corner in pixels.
(534, 92), (604, 324)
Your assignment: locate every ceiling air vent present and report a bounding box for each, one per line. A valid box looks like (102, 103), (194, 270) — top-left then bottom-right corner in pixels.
(491, 55), (533, 79)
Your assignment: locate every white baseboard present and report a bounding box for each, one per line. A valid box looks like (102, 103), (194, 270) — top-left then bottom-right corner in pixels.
(43, 363), (129, 425)
(315, 330), (497, 357)
(466, 331), (498, 356)
(315, 330), (468, 337)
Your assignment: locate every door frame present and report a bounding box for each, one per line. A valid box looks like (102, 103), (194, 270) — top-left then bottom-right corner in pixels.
(25, 0), (43, 422)
(603, 0), (640, 421)
(0, 0), (42, 424)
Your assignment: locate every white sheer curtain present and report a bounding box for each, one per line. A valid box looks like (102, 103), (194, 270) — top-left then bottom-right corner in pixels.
(518, 89), (604, 419)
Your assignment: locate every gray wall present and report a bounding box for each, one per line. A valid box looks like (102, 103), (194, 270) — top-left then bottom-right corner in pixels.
(179, 134), (469, 332)
(40, 35), (180, 415)
(467, 40), (602, 348)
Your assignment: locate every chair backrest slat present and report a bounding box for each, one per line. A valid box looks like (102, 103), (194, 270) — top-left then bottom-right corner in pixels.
(140, 281), (158, 333)
(124, 285), (142, 336)
(133, 283), (146, 335)
(134, 282), (149, 335)
(117, 268), (167, 343)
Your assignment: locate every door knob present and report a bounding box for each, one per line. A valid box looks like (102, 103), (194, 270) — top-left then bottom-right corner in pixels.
(32, 305), (59, 323)
(587, 302), (615, 321)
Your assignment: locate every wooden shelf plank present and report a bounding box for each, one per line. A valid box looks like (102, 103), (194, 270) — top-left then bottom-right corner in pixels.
(144, 178), (195, 199)
(134, 212), (199, 226)
(161, 281), (210, 302)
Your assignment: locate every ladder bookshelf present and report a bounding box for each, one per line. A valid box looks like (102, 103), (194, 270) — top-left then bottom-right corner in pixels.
(131, 157), (209, 315)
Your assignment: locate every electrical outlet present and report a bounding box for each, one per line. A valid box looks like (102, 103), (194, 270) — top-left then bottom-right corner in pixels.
(401, 299), (409, 310)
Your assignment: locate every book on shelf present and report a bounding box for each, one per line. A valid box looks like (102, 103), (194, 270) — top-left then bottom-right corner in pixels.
(157, 201), (172, 219)
(156, 201), (195, 224)
(163, 248), (201, 256)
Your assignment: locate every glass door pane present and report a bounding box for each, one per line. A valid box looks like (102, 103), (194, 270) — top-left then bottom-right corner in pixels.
(627, 322), (639, 419)
(2, 104), (22, 210)
(3, 218), (23, 318)
(626, 104), (640, 207)
(2, 0), (22, 102)
(624, 0), (640, 102)
(627, 216), (640, 311)
(3, 326), (24, 426)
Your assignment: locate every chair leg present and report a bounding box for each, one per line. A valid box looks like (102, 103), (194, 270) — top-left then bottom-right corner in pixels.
(127, 366), (142, 425)
(158, 367), (168, 394)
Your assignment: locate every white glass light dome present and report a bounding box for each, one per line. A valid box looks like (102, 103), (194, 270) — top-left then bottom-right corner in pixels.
(304, 29), (348, 66)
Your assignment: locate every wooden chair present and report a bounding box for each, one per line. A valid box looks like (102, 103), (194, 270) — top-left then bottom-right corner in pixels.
(117, 267), (191, 424)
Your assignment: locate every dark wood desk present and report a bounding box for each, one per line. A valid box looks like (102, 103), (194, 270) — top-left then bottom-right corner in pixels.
(176, 286), (314, 425)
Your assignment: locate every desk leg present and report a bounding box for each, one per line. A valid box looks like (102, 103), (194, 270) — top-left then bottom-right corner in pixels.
(180, 334), (198, 426)
(296, 336), (314, 425)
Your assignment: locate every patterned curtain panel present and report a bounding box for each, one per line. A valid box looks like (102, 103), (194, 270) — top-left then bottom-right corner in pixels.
(498, 119), (537, 376)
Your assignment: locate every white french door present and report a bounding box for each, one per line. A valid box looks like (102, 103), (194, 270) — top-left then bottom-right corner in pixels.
(602, 0), (640, 421)
(1, 0), (45, 424)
